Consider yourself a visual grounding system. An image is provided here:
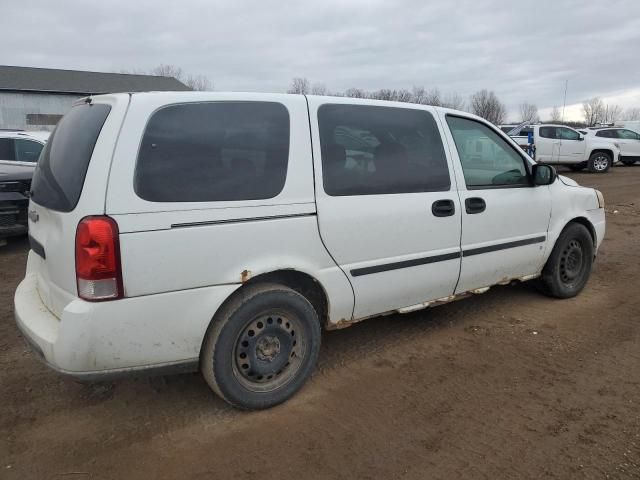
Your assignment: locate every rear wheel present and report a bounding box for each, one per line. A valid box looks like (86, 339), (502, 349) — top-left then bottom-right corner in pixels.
(538, 223), (594, 298)
(587, 152), (611, 173)
(200, 283), (321, 410)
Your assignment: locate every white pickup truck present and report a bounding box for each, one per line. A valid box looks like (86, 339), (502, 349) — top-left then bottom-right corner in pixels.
(510, 124), (619, 173)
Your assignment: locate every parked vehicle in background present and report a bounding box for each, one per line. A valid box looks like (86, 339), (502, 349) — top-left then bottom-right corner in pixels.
(0, 131), (44, 243)
(583, 127), (640, 166)
(0, 131), (48, 166)
(499, 124), (533, 137)
(510, 124), (619, 173)
(0, 163), (34, 243)
(15, 92), (605, 409)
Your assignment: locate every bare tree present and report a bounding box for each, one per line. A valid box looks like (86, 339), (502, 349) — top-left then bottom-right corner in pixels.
(151, 64), (184, 79)
(149, 64), (213, 91)
(310, 83), (327, 95)
(550, 106), (562, 123)
(439, 93), (464, 110)
(519, 102), (539, 123)
(395, 89), (413, 103)
(344, 87), (366, 98)
(183, 74), (213, 91)
(601, 104), (622, 124)
(287, 77), (310, 94)
(582, 97), (604, 126)
(469, 89), (507, 124)
(624, 107), (640, 121)
(371, 89), (393, 101)
(441, 93), (465, 111)
(423, 88), (442, 106)
(411, 86), (426, 104)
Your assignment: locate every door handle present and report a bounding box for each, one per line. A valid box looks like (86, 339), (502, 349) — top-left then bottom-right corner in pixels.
(432, 199), (456, 217)
(465, 197), (486, 214)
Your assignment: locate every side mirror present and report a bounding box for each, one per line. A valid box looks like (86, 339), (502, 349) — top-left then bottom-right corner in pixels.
(577, 135), (584, 141)
(532, 164), (557, 186)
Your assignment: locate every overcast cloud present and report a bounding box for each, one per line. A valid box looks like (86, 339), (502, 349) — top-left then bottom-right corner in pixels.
(2, 0), (639, 121)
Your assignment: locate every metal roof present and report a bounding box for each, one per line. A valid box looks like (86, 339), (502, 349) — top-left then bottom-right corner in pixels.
(0, 65), (191, 94)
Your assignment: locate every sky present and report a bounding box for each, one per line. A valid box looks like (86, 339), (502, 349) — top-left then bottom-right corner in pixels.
(2, 0), (639, 122)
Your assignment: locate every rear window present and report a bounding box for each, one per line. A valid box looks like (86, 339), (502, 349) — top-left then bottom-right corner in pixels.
(30, 103), (111, 212)
(134, 102), (290, 202)
(539, 127), (557, 139)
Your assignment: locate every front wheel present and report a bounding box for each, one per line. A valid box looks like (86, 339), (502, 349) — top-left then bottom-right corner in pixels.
(201, 283), (321, 410)
(587, 152), (611, 173)
(538, 223), (594, 298)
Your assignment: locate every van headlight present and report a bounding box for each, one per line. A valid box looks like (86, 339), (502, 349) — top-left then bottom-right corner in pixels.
(595, 189), (605, 208)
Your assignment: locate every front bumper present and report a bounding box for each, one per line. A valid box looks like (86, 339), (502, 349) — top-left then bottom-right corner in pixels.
(0, 199), (28, 238)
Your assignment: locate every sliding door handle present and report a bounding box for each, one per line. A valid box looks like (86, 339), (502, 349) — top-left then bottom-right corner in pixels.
(432, 199), (456, 217)
(465, 197), (486, 214)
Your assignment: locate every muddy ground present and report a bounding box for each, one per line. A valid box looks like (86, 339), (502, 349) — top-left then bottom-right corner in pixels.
(1, 166), (639, 479)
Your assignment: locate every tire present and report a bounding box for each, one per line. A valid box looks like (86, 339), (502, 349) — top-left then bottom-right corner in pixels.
(587, 151), (611, 173)
(568, 162), (587, 171)
(538, 223), (594, 299)
(200, 283), (321, 410)
(621, 157), (636, 166)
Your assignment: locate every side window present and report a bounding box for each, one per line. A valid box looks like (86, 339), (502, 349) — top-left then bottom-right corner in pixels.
(317, 104), (450, 196)
(446, 115), (530, 188)
(135, 102), (290, 202)
(15, 139), (43, 162)
(539, 127), (557, 139)
(596, 130), (615, 138)
(618, 129), (640, 140)
(0, 138), (16, 160)
(558, 128), (581, 140)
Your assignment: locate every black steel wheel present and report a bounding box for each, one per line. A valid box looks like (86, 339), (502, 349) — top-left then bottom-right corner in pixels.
(538, 223), (594, 298)
(233, 312), (305, 393)
(201, 283), (321, 410)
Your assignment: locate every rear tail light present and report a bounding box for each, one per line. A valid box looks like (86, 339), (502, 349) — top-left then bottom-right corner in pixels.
(75, 216), (123, 301)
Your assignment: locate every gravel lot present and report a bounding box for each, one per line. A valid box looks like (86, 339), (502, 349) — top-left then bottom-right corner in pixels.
(1, 166), (639, 479)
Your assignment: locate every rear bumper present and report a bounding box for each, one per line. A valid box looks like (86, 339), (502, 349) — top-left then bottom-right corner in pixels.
(14, 258), (239, 379)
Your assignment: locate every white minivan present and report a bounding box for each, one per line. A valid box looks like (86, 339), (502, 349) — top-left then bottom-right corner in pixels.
(15, 93), (605, 409)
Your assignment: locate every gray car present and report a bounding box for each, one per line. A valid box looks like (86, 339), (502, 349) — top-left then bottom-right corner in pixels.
(0, 163), (34, 242)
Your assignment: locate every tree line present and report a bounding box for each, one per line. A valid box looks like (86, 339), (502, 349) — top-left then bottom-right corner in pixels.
(288, 77), (640, 126)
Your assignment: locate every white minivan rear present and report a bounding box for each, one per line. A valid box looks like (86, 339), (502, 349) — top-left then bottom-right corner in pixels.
(15, 92), (605, 410)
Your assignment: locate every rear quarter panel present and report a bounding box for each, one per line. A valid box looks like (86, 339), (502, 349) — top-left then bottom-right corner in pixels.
(106, 93), (354, 324)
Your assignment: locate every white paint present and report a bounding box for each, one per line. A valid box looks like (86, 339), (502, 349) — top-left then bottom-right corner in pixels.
(515, 124), (620, 166)
(15, 92), (607, 377)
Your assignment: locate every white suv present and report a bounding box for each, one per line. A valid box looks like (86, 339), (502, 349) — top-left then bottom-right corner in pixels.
(0, 130), (48, 166)
(15, 93), (605, 409)
(584, 127), (640, 166)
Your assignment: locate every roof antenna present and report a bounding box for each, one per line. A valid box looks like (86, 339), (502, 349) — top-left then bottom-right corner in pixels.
(561, 80), (568, 124)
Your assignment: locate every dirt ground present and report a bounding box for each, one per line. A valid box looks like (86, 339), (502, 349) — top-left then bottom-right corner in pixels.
(1, 166), (639, 480)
